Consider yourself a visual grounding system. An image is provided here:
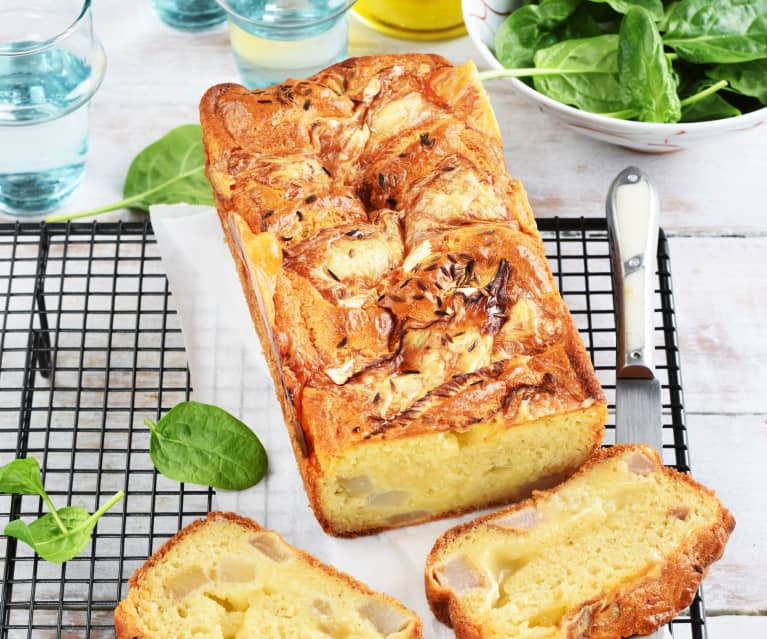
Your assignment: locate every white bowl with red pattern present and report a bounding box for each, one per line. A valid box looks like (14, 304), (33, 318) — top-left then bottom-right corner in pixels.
(462, 0), (767, 152)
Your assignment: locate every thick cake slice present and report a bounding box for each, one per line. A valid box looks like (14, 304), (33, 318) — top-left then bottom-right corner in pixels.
(115, 513), (421, 639)
(200, 54), (607, 536)
(425, 445), (734, 639)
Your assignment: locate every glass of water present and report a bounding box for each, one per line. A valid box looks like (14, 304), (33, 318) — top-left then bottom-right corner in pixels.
(216, 0), (356, 89)
(0, 0), (106, 216)
(151, 0), (227, 32)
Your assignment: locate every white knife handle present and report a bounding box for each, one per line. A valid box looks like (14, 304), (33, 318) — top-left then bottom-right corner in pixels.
(606, 167), (660, 380)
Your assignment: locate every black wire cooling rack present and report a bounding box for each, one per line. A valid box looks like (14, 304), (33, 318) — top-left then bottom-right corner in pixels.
(0, 219), (705, 639)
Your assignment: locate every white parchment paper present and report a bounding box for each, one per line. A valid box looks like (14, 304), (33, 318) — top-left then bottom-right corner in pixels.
(150, 204), (487, 637)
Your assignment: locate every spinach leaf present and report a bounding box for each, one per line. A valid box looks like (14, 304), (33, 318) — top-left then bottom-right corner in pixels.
(485, 0), (755, 122)
(580, 2), (622, 24)
(146, 401), (268, 491)
(1, 458), (124, 562)
(660, 1), (680, 32)
(558, 4), (603, 39)
(673, 58), (710, 96)
(707, 60), (767, 104)
(0, 458), (68, 534)
(0, 458), (46, 497)
(121, 124), (213, 210)
(618, 7), (681, 122)
(5, 496), (123, 563)
(45, 124), (213, 223)
(681, 92), (741, 121)
(533, 35), (631, 112)
(495, 0), (581, 69)
(664, 0), (767, 63)
(677, 79), (730, 111)
(590, 0), (664, 21)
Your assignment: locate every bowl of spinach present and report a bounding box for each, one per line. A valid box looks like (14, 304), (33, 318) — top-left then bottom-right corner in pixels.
(464, 0), (767, 152)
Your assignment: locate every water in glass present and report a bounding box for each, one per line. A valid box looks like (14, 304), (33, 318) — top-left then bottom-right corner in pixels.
(219, 0), (354, 88)
(151, 0), (226, 32)
(0, 48), (93, 214)
(0, 1), (105, 216)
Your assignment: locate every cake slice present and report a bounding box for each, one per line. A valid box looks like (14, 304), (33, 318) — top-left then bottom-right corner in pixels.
(425, 445), (734, 639)
(115, 513), (421, 639)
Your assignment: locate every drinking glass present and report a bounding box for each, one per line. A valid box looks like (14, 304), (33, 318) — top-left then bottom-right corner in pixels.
(352, 0), (466, 40)
(216, 0), (356, 89)
(0, 0), (106, 216)
(151, 0), (227, 32)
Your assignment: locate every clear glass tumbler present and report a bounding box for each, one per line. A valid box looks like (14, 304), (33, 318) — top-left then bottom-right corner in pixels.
(216, 0), (356, 89)
(151, 0), (227, 32)
(0, 0), (106, 216)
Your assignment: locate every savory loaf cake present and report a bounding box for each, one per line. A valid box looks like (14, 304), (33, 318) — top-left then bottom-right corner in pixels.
(425, 445), (735, 639)
(114, 512), (421, 639)
(200, 54), (607, 536)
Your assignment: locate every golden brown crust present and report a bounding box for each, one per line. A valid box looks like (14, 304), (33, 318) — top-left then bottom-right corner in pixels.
(115, 512), (423, 639)
(424, 445), (736, 639)
(114, 593), (146, 639)
(201, 54), (607, 536)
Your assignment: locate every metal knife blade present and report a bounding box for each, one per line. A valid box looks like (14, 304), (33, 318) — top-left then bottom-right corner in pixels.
(607, 167), (670, 639)
(614, 378), (662, 451)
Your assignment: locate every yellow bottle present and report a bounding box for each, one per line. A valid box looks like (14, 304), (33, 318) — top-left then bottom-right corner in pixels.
(352, 0), (465, 40)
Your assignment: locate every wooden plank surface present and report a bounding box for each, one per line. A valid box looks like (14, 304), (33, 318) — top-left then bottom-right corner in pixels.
(687, 413), (767, 614)
(708, 616), (767, 638)
(669, 237), (767, 415)
(0, 3), (764, 632)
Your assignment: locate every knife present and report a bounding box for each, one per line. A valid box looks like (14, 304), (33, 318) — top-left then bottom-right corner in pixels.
(607, 167), (670, 639)
(607, 166), (662, 452)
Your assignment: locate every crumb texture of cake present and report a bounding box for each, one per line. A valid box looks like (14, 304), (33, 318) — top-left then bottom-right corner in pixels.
(200, 53), (608, 535)
(114, 513), (421, 639)
(425, 445), (735, 639)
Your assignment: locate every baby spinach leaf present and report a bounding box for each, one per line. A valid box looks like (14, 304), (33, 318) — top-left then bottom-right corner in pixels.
(590, 0), (663, 21)
(677, 79), (730, 111)
(7, 508), (96, 563)
(664, 0), (767, 63)
(681, 92), (741, 122)
(707, 60), (767, 104)
(0, 457), (67, 534)
(45, 124), (213, 223)
(660, 2), (680, 32)
(0, 458), (46, 497)
(485, 0), (756, 122)
(580, 1), (622, 24)
(4, 493), (124, 563)
(618, 7), (681, 122)
(121, 124), (213, 210)
(533, 35), (631, 112)
(673, 58), (710, 96)
(146, 401), (268, 491)
(495, 0), (581, 69)
(558, 5), (604, 40)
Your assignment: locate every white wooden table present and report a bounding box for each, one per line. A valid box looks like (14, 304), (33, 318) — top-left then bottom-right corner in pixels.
(3, 3), (766, 635)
